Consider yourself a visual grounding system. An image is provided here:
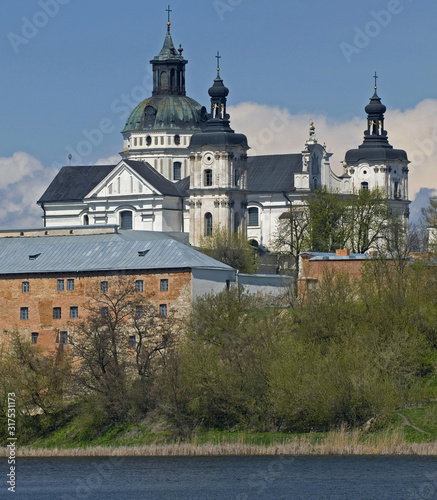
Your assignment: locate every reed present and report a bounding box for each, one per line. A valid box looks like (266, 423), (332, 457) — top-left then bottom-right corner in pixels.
(2, 428), (437, 457)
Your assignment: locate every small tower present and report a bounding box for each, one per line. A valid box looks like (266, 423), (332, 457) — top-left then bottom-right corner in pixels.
(120, 8), (207, 180)
(344, 74), (410, 218)
(188, 55), (249, 247)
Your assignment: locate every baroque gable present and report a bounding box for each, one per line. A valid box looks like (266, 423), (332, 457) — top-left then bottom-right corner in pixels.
(86, 161), (162, 199)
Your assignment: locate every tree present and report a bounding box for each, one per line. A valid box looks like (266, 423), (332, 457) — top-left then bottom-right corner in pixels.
(0, 332), (71, 442)
(273, 203), (310, 288)
(69, 276), (177, 428)
(421, 196), (437, 253)
(347, 188), (391, 253)
(199, 226), (259, 273)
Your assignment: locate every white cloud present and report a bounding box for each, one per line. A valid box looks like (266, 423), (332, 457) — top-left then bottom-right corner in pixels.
(0, 152), (58, 229)
(94, 154), (120, 165)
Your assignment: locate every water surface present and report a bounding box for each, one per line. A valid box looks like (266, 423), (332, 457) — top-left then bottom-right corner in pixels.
(5, 455), (436, 499)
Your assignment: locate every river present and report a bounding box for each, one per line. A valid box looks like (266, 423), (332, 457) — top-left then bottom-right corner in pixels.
(5, 455), (437, 499)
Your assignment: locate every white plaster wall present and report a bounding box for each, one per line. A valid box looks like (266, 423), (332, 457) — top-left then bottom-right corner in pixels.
(191, 268), (236, 300)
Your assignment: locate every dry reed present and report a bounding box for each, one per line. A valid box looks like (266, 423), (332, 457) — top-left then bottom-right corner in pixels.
(2, 428), (437, 457)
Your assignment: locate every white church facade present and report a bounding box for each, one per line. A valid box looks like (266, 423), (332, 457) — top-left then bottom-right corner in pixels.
(38, 19), (411, 250)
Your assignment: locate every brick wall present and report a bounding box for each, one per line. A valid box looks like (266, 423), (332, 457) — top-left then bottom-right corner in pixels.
(0, 270), (192, 352)
(298, 255), (365, 297)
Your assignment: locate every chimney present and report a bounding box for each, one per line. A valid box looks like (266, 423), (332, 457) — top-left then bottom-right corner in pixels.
(335, 249), (350, 257)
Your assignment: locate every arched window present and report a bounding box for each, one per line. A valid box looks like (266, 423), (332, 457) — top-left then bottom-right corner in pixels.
(361, 182), (369, 190)
(83, 214), (89, 226)
(204, 169), (213, 186)
(146, 135), (152, 146)
(174, 134), (180, 145)
(248, 207), (259, 227)
(394, 181), (400, 198)
(173, 162), (182, 181)
(120, 211), (133, 230)
(204, 213), (213, 236)
(235, 169), (240, 187)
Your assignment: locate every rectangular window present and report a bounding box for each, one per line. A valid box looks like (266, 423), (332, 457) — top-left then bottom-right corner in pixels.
(101, 307), (109, 318)
(136, 305), (143, 318)
(22, 281), (29, 293)
(100, 281), (108, 293)
(31, 332), (39, 345)
(129, 336), (136, 349)
(59, 331), (68, 344)
(205, 169), (213, 186)
(53, 307), (61, 319)
(67, 279), (74, 291)
(135, 280), (144, 292)
(160, 279), (168, 292)
(248, 207), (259, 227)
(70, 306), (79, 319)
(159, 304), (167, 317)
(173, 162), (182, 181)
(20, 307), (29, 320)
(57, 279), (64, 291)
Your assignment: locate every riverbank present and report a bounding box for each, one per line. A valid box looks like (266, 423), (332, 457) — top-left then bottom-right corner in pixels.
(3, 406), (437, 458)
(4, 429), (437, 457)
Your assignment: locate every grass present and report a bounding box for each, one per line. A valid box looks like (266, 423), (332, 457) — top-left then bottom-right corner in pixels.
(3, 403), (437, 458)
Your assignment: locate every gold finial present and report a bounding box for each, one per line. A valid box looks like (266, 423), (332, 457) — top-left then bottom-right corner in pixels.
(166, 5), (172, 31)
(373, 71), (378, 90)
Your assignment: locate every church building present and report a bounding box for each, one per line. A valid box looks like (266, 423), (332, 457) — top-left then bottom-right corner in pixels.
(38, 16), (411, 250)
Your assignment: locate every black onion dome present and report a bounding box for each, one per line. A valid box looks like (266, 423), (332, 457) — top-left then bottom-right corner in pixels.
(365, 91), (387, 115)
(345, 87), (408, 163)
(208, 76), (229, 98)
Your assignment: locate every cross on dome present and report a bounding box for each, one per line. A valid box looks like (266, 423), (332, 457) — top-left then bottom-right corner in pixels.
(166, 5), (172, 31)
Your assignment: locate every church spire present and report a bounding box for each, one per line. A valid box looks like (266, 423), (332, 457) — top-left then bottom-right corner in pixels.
(208, 52), (229, 121)
(361, 73), (390, 148)
(150, 6), (187, 96)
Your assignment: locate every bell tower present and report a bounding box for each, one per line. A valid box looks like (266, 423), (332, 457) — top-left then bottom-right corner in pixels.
(344, 74), (410, 218)
(188, 56), (250, 247)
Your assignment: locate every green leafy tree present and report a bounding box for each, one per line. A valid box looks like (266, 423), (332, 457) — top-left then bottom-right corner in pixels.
(69, 276), (177, 429)
(0, 332), (71, 442)
(199, 226), (259, 273)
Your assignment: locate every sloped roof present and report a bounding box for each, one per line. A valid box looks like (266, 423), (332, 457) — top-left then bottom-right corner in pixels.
(38, 160), (184, 204)
(247, 154), (302, 193)
(0, 230), (233, 275)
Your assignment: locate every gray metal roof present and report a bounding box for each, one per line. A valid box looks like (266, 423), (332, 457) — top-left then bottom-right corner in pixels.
(247, 154), (302, 193)
(300, 252), (370, 261)
(0, 230), (233, 275)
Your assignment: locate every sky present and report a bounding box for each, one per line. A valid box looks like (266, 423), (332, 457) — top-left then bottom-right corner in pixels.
(1, 0), (437, 228)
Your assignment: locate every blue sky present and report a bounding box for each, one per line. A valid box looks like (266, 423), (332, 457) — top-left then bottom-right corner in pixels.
(1, 0), (437, 227)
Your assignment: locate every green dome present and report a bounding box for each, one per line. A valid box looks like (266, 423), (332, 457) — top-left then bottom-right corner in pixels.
(123, 95), (207, 133)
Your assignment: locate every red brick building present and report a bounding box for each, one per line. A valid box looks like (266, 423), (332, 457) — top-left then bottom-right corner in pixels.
(298, 249), (370, 297)
(0, 226), (235, 351)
